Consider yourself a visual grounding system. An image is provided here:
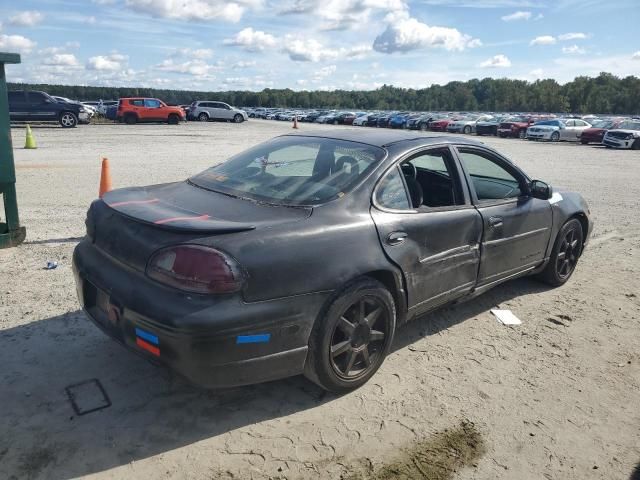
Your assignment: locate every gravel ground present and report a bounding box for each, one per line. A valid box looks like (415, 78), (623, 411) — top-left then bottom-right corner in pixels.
(1, 120), (639, 480)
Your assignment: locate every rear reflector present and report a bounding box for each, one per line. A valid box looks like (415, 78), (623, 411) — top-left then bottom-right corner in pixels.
(136, 338), (160, 356)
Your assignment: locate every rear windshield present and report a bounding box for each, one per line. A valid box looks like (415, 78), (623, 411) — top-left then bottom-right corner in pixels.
(190, 136), (385, 206)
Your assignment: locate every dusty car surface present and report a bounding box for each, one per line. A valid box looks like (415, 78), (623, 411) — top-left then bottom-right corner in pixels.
(73, 131), (592, 393)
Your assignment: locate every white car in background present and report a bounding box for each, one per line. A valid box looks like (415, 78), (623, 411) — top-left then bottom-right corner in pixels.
(526, 119), (591, 142)
(352, 114), (369, 126)
(602, 120), (640, 149)
(446, 114), (493, 134)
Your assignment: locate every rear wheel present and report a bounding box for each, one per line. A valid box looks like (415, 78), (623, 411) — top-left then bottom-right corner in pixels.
(305, 278), (396, 393)
(580, 139), (589, 145)
(551, 131), (560, 142)
(59, 112), (78, 128)
(124, 114), (137, 125)
(518, 129), (526, 139)
(538, 218), (583, 287)
(234, 114), (244, 123)
(633, 139), (640, 150)
(198, 112), (209, 122)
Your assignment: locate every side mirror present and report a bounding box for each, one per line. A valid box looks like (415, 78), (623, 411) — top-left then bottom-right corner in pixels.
(531, 180), (553, 200)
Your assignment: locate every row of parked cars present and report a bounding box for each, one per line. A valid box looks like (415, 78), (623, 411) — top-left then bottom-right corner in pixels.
(247, 108), (640, 150)
(8, 90), (250, 128)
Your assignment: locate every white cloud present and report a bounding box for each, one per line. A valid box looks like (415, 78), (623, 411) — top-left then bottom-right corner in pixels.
(156, 59), (218, 76)
(530, 68), (544, 78)
(43, 54), (79, 66)
(282, 37), (337, 62)
(373, 12), (478, 53)
(562, 45), (585, 55)
(172, 48), (214, 59)
(232, 60), (256, 68)
(480, 54), (511, 68)
(282, 0), (407, 31)
(223, 27), (277, 51)
(0, 34), (37, 53)
(501, 11), (531, 21)
(124, 0), (261, 23)
(530, 35), (556, 46)
(558, 32), (587, 41)
(632, 51), (640, 60)
(87, 53), (128, 71)
(312, 64), (337, 81)
(9, 11), (44, 27)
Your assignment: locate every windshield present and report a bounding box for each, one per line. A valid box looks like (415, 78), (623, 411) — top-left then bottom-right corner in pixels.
(534, 120), (561, 126)
(590, 120), (613, 129)
(190, 136), (385, 206)
(616, 121), (640, 130)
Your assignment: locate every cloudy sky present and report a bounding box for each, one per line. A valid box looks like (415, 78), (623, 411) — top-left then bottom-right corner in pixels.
(1, 0), (639, 91)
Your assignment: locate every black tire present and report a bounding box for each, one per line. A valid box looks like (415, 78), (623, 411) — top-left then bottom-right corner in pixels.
(551, 131), (560, 142)
(518, 129), (526, 139)
(420, 123), (427, 131)
(538, 218), (584, 287)
(304, 278), (396, 393)
(59, 112), (78, 128)
(198, 112), (209, 122)
(632, 139), (640, 150)
(124, 114), (137, 125)
(234, 114), (244, 123)
(463, 125), (472, 134)
(580, 139), (589, 145)
(168, 114), (180, 125)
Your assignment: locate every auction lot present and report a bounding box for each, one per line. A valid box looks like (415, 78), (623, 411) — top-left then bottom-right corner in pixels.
(1, 120), (639, 479)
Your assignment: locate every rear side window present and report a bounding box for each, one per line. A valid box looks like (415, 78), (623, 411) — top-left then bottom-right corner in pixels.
(8, 91), (24, 104)
(28, 92), (48, 104)
(131, 99), (144, 106)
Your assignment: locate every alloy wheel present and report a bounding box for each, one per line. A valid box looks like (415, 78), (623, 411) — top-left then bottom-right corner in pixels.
(556, 227), (580, 279)
(61, 113), (76, 127)
(329, 296), (389, 380)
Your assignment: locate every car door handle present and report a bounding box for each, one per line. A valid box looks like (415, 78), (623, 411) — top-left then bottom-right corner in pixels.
(489, 216), (504, 228)
(387, 231), (408, 246)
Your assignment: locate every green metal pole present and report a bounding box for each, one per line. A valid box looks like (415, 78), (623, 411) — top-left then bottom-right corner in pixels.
(0, 52), (26, 248)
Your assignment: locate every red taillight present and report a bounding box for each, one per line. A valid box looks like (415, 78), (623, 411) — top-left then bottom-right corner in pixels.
(146, 245), (244, 294)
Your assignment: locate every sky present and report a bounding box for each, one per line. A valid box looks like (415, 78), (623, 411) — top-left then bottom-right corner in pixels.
(1, 0), (639, 92)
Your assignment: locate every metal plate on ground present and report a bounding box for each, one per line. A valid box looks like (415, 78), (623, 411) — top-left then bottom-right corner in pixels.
(65, 379), (111, 416)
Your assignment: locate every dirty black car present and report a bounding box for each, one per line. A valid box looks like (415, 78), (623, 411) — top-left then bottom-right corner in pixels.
(73, 130), (592, 393)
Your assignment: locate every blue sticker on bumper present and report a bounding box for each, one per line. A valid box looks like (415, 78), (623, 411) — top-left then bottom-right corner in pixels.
(135, 327), (159, 345)
(236, 334), (271, 344)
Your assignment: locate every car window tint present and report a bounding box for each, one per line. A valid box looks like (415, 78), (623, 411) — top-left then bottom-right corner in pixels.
(376, 167), (410, 210)
(131, 99), (144, 106)
(28, 92), (48, 103)
(8, 91), (24, 104)
(458, 149), (522, 201)
(410, 152), (449, 175)
(144, 99), (161, 108)
(565, 120), (575, 127)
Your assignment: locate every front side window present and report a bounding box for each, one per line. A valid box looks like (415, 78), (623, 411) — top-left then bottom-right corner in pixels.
(458, 149), (523, 201)
(375, 168), (410, 210)
(191, 136), (385, 206)
(144, 99), (161, 108)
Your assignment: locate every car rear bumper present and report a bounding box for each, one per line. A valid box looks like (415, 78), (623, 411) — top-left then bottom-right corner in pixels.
(72, 239), (328, 388)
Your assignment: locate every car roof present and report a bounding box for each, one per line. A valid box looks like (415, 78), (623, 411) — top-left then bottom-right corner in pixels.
(284, 129), (483, 148)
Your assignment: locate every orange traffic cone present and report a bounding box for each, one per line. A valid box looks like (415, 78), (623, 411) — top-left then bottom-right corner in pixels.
(99, 157), (112, 198)
(292, 114), (299, 129)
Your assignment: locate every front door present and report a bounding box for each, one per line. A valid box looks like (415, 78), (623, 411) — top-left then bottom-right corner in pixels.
(370, 146), (483, 315)
(455, 146), (553, 288)
(27, 91), (57, 122)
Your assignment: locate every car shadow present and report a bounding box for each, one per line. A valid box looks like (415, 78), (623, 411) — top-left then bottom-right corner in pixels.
(0, 277), (547, 479)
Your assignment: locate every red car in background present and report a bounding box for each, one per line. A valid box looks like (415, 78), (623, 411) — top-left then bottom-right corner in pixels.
(580, 119), (624, 144)
(498, 115), (541, 139)
(429, 117), (454, 132)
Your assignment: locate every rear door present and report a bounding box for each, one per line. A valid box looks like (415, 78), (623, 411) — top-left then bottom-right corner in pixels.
(129, 99), (145, 120)
(27, 92), (57, 121)
(455, 146), (552, 289)
(370, 146), (483, 315)
(8, 91), (27, 121)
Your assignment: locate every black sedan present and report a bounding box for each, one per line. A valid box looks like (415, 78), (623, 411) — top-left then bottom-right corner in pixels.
(73, 131), (592, 393)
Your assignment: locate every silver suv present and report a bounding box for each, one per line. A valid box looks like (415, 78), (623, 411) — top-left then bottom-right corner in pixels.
(190, 101), (248, 123)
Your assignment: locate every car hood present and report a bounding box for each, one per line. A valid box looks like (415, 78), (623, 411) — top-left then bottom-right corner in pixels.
(583, 128), (606, 134)
(102, 181), (312, 233)
(607, 129), (640, 136)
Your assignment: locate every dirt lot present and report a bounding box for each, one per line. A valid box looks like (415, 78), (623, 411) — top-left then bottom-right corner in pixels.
(1, 120), (639, 480)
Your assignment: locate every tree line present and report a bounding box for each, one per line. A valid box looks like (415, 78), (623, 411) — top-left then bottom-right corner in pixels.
(8, 72), (640, 114)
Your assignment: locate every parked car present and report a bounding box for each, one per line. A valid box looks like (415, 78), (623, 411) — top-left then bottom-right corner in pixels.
(52, 96), (95, 119)
(498, 116), (540, 139)
(73, 130), (591, 393)
(406, 114), (435, 131)
(526, 119), (591, 142)
(9, 90), (90, 127)
(602, 120), (640, 149)
(366, 113), (381, 127)
(190, 101), (248, 123)
(475, 116), (506, 136)
(249, 107), (267, 119)
(324, 112), (356, 125)
(117, 98), (185, 125)
(429, 117), (454, 132)
(446, 115), (493, 134)
(376, 112), (397, 128)
(579, 119), (622, 145)
(389, 112), (411, 129)
(352, 114), (369, 126)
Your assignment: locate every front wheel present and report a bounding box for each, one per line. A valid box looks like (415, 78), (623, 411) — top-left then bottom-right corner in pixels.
(60, 112), (78, 128)
(632, 139), (640, 150)
(538, 218), (584, 287)
(167, 114), (180, 125)
(233, 114), (244, 123)
(551, 131), (560, 142)
(305, 278), (396, 393)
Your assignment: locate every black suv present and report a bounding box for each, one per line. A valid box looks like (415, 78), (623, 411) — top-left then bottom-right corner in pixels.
(9, 90), (90, 128)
